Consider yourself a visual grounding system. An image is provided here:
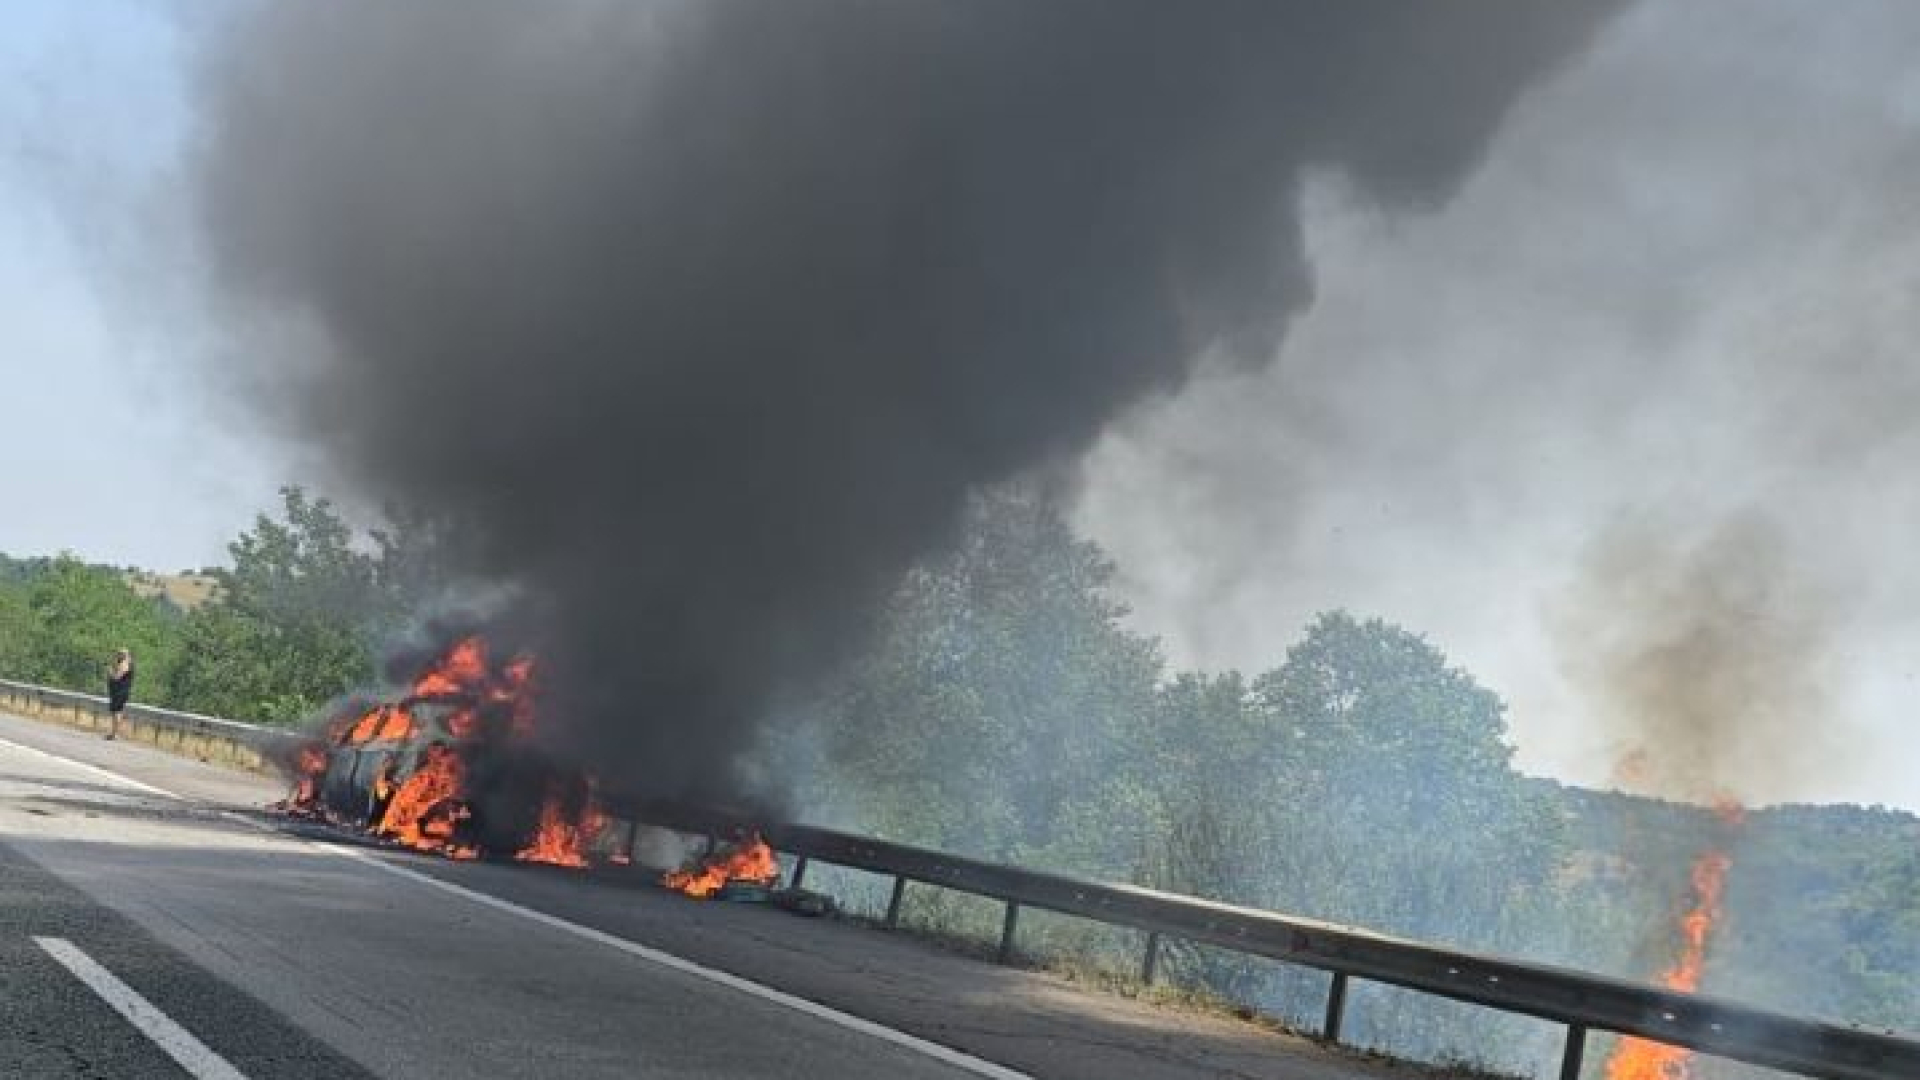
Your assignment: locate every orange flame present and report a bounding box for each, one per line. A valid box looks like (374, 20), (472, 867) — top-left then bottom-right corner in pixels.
(373, 704), (415, 741)
(444, 705), (478, 739)
(664, 833), (780, 898)
(371, 756), (398, 803)
(514, 786), (607, 869)
(375, 744), (476, 859)
(1604, 802), (1743, 1080)
(412, 635), (488, 698)
(339, 702), (415, 745)
(277, 744), (331, 815)
(404, 636), (536, 742)
(500, 654), (538, 738)
(344, 705), (384, 744)
(275, 636), (562, 862)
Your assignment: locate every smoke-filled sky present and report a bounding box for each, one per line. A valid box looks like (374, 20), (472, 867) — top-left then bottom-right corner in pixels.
(2, 1), (1917, 807)
(0, 1), (285, 568)
(176, 0), (1620, 796)
(1078, 0), (1920, 809)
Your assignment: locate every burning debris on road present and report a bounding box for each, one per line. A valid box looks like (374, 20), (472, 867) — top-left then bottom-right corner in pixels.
(663, 831), (780, 899)
(273, 637), (798, 902)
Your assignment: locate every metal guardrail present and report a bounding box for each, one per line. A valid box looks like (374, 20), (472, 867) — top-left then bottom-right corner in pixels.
(754, 824), (1920, 1080)
(2, 678), (1915, 1079)
(606, 798), (1919, 1080)
(0, 678), (286, 768)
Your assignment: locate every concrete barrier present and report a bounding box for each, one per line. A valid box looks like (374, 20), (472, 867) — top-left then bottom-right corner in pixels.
(0, 678), (285, 773)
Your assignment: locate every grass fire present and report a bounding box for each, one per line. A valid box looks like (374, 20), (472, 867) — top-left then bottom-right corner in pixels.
(1603, 799), (1747, 1080)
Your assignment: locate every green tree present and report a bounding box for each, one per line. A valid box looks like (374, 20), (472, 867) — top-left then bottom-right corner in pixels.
(1115, 670), (1288, 999)
(801, 487), (1163, 863)
(0, 579), (39, 678)
(0, 489), (449, 723)
(167, 487), (382, 722)
(166, 605), (368, 722)
(1233, 612), (1567, 1058)
(222, 486), (389, 631)
(0, 552), (66, 586)
(1247, 612), (1557, 925)
(18, 556), (179, 696)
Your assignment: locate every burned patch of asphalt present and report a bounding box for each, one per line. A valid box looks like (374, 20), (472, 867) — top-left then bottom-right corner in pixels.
(0, 839), (377, 1080)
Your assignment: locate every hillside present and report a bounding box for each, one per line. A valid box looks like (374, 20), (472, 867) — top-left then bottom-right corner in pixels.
(124, 570), (220, 610)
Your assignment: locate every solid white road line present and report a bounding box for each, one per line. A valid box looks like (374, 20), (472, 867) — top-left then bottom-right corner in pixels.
(316, 844), (1037, 1080)
(10, 736), (1036, 1080)
(0, 735), (182, 800)
(33, 936), (250, 1080)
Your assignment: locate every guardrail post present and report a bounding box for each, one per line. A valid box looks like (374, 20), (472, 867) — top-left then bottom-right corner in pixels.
(790, 856), (808, 890)
(11, 674), (1920, 1080)
(884, 876), (907, 928)
(997, 902), (1020, 964)
(1140, 932), (1160, 986)
(1323, 971), (1349, 1043)
(1559, 1023), (1586, 1080)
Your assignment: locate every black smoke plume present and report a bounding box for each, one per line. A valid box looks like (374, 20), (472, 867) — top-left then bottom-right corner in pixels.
(191, 1), (1620, 798)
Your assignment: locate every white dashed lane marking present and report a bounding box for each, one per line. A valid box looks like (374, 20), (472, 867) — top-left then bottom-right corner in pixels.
(8, 736), (1033, 1080)
(34, 936), (250, 1080)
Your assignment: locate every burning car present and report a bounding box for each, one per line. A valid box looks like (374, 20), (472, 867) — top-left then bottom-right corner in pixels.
(276, 636), (784, 895)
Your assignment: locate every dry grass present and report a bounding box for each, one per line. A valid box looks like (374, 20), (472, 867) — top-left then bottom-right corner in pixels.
(125, 572), (221, 610)
(845, 904), (1527, 1080)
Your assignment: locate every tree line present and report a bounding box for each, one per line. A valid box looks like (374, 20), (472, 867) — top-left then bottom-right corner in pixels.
(1, 485), (1913, 1076)
(770, 488), (1920, 1075)
(0, 487), (434, 722)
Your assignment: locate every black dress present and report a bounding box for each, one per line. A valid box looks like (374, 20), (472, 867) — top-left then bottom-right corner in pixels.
(108, 667), (134, 711)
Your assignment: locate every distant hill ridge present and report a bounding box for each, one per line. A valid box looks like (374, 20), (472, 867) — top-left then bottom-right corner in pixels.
(0, 552), (222, 611)
(124, 571), (220, 610)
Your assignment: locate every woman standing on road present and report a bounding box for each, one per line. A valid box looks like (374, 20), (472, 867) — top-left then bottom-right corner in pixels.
(105, 648), (134, 740)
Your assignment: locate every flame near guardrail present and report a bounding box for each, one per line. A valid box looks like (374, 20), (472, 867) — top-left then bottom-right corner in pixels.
(0, 678), (1914, 1080)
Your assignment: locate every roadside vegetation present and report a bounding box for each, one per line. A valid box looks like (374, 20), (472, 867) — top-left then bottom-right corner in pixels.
(2, 485), (1914, 1076)
(0, 486), (433, 722)
(765, 489), (1920, 1074)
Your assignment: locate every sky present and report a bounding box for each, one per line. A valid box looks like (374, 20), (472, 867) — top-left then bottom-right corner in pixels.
(1078, 0), (1920, 809)
(2, 1), (1917, 809)
(0, 0), (283, 572)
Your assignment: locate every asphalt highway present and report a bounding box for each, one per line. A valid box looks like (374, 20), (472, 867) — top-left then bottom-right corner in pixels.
(0, 709), (1417, 1079)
